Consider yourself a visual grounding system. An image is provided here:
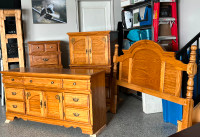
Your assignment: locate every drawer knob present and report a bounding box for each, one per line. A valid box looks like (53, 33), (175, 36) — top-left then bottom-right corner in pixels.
(11, 78), (14, 81)
(73, 113), (80, 117)
(73, 82), (76, 86)
(50, 46), (53, 48)
(51, 81), (54, 84)
(30, 80), (32, 83)
(12, 105), (17, 108)
(43, 58), (49, 61)
(12, 92), (17, 95)
(73, 98), (79, 102)
(37, 47), (40, 49)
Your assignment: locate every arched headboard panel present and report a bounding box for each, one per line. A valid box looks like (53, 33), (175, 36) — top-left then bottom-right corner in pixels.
(116, 40), (187, 96)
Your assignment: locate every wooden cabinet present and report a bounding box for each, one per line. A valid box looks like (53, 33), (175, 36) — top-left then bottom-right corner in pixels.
(2, 68), (106, 135)
(67, 31), (118, 113)
(28, 41), (62, 68)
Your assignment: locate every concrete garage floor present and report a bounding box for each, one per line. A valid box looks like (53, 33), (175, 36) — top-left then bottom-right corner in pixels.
(0, 94), (177, 137)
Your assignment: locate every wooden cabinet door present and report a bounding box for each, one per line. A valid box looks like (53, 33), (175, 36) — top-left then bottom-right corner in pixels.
(69, 36), (89, 65)
(26, 90), (44, 117)
(88, 36), (109, 65)
(43, 92), (63, 120)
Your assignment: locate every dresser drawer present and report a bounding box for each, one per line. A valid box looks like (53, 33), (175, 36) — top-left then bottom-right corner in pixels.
(45, 44), (58, 52)
(3, 76), (23, 85)
(31, 44), (44, 52)
(64, 93), (89, 108)
(6, 100), (25, 114)
(24, 77), (62, 88)
(32, 55), (58, 66)
(63, 79), (88, 90)
(65, 108), (90, 123)
(6, 88), (24, 101)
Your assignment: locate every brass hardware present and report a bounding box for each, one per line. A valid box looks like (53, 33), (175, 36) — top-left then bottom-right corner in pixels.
(50, 46), (53, 48)
(55, 95), (60, 103)
(86, 49), (88, 54)
(51, 81), (54, 84)
(27, 92), (31, 99)
(30, 80), (32, 83)
(89, 49), (92, 54)
(37, 47), (40, 49)
(12, 105), (17, 108)
(44, 101), (46, 108)
(11, 78), (14, 81)
(71, 38), (75, 44)
(73, 82), (76, 86)
(40, 101), (43, 108)
(43, 58), (49, 61)
(73, 98), (79, 102)
(73, 113), (80, 117)
(12, 92), (17, 95)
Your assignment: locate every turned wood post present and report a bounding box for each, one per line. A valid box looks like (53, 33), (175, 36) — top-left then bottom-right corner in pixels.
(181, 45), (197, 131)
(186, 45), (197, 99)
(110, 44), (119, 113)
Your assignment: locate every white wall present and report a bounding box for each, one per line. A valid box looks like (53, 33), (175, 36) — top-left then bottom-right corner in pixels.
(178, 0), (200, 48)
(21, 0), (122, 67)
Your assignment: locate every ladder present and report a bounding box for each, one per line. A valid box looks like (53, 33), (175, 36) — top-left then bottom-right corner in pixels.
(0, 9), (25, 71)
(153, 0), (178, 51)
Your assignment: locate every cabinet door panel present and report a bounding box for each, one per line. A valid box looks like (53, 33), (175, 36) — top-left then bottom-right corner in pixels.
(70, 36), (89, 65)
(43, 92), (63, 120)
(26, 90), (43, 117)
(89, 36), (109, 65)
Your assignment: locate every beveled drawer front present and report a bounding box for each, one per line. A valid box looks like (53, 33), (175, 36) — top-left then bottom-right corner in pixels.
(31, 44), (44, 52)
(45, 44), (58, 51)
(32, 55), (58, 65)
(24, 77), (62, 88)
(3, 76), (23, 85)
(63, 79), (88, 90)
(65, 108), (90, 123)
(6, 88), (24, 101)
(6, 100), (25, 114)
(65, 93), (89, 108)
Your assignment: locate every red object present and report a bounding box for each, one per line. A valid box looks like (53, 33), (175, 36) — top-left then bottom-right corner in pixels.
(153, 1), (179, 51)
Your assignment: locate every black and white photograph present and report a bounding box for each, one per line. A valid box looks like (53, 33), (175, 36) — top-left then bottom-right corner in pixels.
(31, 0), (67, 24)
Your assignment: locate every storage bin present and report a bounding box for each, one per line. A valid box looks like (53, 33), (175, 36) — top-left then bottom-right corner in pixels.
(140, 29), (152, 40)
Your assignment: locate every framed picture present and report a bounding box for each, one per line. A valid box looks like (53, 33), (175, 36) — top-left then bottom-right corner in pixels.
(31, 0), (67, 24)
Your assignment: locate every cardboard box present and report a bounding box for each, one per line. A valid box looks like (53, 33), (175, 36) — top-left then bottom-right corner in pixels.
(121, 0), (134, 7)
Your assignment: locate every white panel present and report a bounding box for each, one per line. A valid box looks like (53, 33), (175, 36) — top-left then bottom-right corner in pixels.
(79, 1), (111, 32)
(142, 93), (163, 114)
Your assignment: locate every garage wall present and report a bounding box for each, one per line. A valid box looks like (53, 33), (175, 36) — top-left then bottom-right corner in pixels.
(21, 0), (122, 67)
(178, 0), (200, 49)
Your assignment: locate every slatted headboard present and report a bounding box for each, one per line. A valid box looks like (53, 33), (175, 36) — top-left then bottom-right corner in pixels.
(112, 40), (197, 132)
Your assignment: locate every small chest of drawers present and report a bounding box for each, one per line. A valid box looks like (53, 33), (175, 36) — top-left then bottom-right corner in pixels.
(2, 68), (106, 135)
(28, 41), (62, 68)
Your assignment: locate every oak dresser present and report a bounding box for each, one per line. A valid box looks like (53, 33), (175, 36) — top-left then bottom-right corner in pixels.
(28, 41), (62, 68)
(67, 31), (118, 113)
(2, 68), (106, 135)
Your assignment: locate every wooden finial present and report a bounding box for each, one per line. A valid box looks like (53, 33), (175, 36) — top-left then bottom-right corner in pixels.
(113, 44), (119, 73)
(186, 45), (197, 99)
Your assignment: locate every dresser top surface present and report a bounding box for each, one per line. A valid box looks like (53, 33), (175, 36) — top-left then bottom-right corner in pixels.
(1, 68), (105, 77)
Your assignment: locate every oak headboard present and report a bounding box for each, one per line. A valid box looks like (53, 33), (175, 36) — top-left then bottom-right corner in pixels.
(112, 40), (197, 131)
